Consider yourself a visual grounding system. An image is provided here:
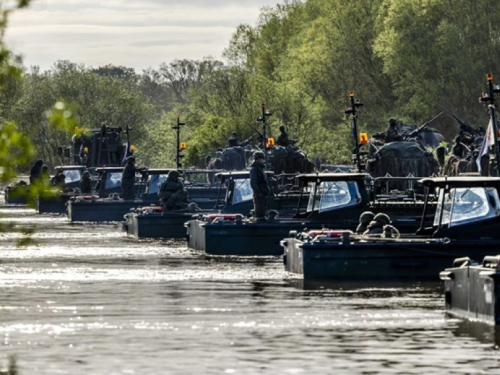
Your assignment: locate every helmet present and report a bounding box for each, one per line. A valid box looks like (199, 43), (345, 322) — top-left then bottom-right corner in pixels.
(388, 118), (397, 127)
(127, 156), (136, 163)
(373, 213), (391, 225)
(253, 151), (265, 160)
(359, 211), (375, 225)
(168, 170), (180, 180)
(82, 171), (90, 178)
(231, 131), (237, 136)
(279, 125), (285, 131)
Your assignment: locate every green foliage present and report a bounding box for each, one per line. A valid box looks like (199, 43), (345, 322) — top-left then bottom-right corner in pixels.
(0, 121), (34, 183)
(3, 0), (500, 170)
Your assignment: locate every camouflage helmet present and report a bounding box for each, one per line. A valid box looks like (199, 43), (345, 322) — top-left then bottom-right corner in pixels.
(359, 211), (375, 225)
(253, 151), (265, 160)
(373, 213), (391, 225)
(168, 170), (180, 180)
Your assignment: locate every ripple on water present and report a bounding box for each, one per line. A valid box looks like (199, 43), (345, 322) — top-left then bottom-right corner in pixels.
(1, 206), (500, 374)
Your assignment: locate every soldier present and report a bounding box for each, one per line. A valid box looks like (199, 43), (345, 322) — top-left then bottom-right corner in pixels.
(250, 151), (269, 221)
(29, 159), (44, 184)
(158, 170), (188, 211)
(51, 169), (66, 191)
(451, 133), (470, 159)
(363, 213), (391, 236)
(382, 224), (400, 238)
(384, 118), (402, 143)
(79, 170), (92, 194)
(276, 125), (290, 147)
(228, 131), (239, 147)
(355, 211), (375, 234)
(121, 156), (138, 200)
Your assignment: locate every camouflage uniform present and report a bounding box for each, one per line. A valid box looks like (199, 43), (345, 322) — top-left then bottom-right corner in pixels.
(276, 125), (289, 147)
(29, 159), (44, 184)
(158, 170), (188, 211)
(79, 171), (92, 194)
(250, 151), (269, 221)
(384, 118), (402, 143)
(355, 211), (375, 234)
(363, 213), (391, 236)
(121, 157), (138, 200)
(228, 132), (239, 147)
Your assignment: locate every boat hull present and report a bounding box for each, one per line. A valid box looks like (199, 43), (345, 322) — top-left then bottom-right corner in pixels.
(125, 211), (193, 239)
(441, 259), (500, 325)
(282, 237), (500, 282)
(4, 188), (28, 205)
(186, 218), (305, 256)
(68, 199), (145, 222)
(37, 195), (72, 214)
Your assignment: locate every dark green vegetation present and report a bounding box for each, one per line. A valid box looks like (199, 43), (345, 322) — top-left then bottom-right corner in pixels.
(3, 0), (500, 171)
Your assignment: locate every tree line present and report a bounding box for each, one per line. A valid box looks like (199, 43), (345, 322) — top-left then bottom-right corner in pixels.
(3, 0), (500, 173)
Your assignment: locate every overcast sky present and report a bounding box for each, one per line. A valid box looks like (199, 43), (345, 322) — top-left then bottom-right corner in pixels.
(6, 0), (281, 72)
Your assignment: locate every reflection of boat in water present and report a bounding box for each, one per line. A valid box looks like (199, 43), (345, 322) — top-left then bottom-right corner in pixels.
(282, 177), (500, 282)
(451, 317), (500, 347)
(440, 255), (500, 325)
(186, 173), (434, 256)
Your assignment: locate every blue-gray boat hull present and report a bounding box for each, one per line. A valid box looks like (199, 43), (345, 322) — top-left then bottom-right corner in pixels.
(442, 262), (500, 325)
(68, 200), (144, 222)
(283, 238), (499, 282)
(37, 196), (71, 214)
(4, 189), (28, 205)
(186, 219), (304, 256)
(125, 212), (192, 239)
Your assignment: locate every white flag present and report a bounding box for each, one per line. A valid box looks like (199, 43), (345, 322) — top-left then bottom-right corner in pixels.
(476, 118), (495, 173)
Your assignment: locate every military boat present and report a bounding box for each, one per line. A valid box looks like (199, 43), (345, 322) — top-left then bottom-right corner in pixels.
(67, 166), (149, 222)
(4, 180), (30, 205)
(281, 176), (500, 282)
(69, 169), (220, 223)
(124, 171), (300, 239)
(186, 173), (434, 256)
(36, 165), (94, 214)
(440, 256), (500, 325)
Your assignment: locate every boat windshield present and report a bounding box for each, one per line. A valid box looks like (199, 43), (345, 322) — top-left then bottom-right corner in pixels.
(232, 178), (253, 204)
(147, 174), (168, 195)
(307, 181), (360, 212)
(104, 172), (122, 190)
(64, 169), (82, 184)
(434, 187), (500, 227)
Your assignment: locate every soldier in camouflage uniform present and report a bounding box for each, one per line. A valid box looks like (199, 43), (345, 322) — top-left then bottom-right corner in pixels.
(79, 170), (92, 194)
(250, 151), (269, 221)
(121, 156), (139, 200)
(158, 170), (188, 211)
(276, 125), (290, 147)
(384, 118), (402, 143)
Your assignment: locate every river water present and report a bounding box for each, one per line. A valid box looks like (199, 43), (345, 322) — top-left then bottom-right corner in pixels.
(1, 203), (500, 374)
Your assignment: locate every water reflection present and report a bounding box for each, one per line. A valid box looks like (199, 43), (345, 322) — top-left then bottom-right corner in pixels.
(1, 203), (500, 374)
(451, 318), (500, 348)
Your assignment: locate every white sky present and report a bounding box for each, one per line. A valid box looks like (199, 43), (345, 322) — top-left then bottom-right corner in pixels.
(6, 0), (281, 73)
